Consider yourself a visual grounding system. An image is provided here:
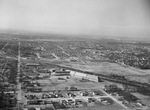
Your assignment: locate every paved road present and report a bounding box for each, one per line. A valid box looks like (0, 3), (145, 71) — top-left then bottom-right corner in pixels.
(17, 42), (22, 109)
(101, 89), (128, 110)
(1, 42), (8, 51)
(57, 45), (70, 56)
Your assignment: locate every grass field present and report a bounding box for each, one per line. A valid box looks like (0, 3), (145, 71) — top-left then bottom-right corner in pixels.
(58, 60), (150, 84)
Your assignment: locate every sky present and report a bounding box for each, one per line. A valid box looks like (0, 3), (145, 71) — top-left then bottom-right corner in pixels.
(0, 0), (150, 38)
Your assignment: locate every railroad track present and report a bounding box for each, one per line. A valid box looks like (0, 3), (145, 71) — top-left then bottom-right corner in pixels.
(50, 64), (150, 89)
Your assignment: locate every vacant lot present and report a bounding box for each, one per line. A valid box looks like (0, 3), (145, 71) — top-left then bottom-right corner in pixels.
(60, 61), (150, 75)
(58, 61), (150, 84)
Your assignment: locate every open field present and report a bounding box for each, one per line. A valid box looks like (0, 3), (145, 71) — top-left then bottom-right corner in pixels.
(59, 61), (150, 76)
(56, 61), (150, 84)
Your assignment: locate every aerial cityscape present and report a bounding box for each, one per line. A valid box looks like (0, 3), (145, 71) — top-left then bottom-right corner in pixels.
(0, 0), (150, 110)
(0, 33), (150, 110)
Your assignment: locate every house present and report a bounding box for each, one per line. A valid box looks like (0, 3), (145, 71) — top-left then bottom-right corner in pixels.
(26, 63), (40, 67)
